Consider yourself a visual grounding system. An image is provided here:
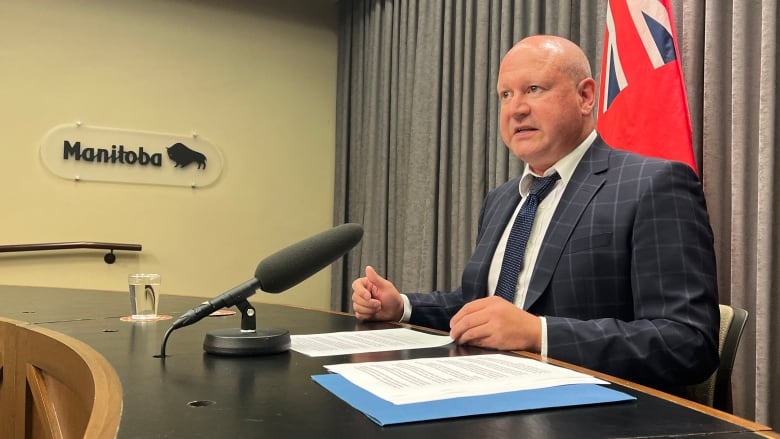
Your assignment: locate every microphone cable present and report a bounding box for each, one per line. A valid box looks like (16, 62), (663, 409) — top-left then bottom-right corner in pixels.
(159, 325), (175, 358)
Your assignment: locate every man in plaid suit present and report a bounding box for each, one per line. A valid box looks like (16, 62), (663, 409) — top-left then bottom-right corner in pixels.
(351, 35), (719, 396)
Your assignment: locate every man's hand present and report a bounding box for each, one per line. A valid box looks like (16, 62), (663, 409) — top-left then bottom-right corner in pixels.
(449, 296), (542, 352)
(351, 266), (404, 321)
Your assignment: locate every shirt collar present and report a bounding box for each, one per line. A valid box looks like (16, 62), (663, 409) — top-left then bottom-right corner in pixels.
(518, 130), (596, 196)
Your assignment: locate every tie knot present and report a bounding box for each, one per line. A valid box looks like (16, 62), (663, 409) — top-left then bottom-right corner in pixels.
(528, 172), (560, 201)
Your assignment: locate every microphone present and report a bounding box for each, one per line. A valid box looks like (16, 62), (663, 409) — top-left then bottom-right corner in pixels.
(160, 223), (363, 357)
(255, 221), (365, 293)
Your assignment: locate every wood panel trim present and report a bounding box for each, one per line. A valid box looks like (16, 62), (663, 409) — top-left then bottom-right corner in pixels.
(26, 364), (65, 439)
(0, 320), (16, 439)
(0, 317), (123, 439)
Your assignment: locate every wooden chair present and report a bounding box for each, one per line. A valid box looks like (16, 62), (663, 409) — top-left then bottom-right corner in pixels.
(0, 318), (123, 439)
(688, 304), (749, 413)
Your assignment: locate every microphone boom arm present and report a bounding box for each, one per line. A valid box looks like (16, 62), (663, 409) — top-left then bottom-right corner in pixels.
(169, 278), (261, 331)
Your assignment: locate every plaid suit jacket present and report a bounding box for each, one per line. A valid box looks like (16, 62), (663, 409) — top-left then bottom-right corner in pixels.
(407, 138), (720, 391)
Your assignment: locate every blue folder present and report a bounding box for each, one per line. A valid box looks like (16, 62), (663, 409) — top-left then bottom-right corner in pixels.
(312, 373), (636, 426)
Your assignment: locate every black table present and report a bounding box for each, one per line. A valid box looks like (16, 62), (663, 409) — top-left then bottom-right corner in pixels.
(2, 286), (773, 438)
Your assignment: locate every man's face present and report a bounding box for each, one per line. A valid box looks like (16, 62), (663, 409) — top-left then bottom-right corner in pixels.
(497, 44), (592, 173)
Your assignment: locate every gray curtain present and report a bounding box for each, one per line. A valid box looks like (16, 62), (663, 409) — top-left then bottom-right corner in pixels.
(677, 0), (780, 426)
(332, 0), (779, 428)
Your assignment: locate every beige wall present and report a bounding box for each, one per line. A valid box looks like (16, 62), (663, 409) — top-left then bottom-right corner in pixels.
(0, 0), (339, 309)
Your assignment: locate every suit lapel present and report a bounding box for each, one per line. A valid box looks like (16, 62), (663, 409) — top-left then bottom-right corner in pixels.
(523, 138), (610, 309)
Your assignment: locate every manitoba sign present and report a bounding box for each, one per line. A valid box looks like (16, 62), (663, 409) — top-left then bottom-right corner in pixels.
(40, 123), (223, 187)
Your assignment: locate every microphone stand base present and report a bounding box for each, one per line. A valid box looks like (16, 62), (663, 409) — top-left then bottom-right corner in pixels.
(203, 328), (291, 356)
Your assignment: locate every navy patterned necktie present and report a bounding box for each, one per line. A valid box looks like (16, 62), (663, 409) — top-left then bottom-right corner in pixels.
(494, 172), (561, 303)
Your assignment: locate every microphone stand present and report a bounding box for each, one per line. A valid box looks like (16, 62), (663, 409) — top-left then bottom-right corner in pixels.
(202, 300), (290, 356)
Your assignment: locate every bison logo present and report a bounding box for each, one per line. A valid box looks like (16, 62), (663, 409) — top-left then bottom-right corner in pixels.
(167, 143), (207, 169)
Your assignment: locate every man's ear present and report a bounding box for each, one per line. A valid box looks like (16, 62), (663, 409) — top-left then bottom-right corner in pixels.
(578, 77), (597, 115)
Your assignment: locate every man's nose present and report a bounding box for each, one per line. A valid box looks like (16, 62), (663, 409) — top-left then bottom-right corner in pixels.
(505, 95), (530, 117)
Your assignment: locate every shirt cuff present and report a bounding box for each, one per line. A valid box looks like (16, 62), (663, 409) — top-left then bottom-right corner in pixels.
(539, 316), (548, 358)
(400, 294), (412, 322)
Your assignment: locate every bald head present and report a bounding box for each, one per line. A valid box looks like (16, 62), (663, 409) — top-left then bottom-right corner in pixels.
(504, 35), (593, 86)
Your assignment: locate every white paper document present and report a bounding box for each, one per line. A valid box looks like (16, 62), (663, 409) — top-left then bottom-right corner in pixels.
(324, 354), (609, 404)
(290, 328), (453, 357)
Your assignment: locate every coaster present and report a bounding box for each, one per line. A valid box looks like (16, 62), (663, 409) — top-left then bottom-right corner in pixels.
(120, 314), (173, 322)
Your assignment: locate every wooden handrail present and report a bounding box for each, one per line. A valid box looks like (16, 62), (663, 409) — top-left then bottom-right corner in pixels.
(0, 241), (142, 264)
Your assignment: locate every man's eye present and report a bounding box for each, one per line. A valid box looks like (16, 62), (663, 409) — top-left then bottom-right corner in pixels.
(527, 85), (540, 93)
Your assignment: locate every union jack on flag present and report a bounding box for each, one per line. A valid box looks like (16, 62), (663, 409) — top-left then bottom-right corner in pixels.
(597, 0), (697, 173)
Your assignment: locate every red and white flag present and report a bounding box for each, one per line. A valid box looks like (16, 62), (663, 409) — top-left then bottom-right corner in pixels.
(597, 0), (697, 173)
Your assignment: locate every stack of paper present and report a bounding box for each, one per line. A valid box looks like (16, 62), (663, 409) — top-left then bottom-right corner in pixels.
(291, 327), (453, 357)
(312, 353), (635, 425)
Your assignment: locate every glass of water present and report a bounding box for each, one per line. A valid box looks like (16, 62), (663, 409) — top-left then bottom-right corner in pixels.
(128, 273), (161, 320)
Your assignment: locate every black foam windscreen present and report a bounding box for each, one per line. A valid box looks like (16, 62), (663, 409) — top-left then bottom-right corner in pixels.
(255, 223), (363, 293)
